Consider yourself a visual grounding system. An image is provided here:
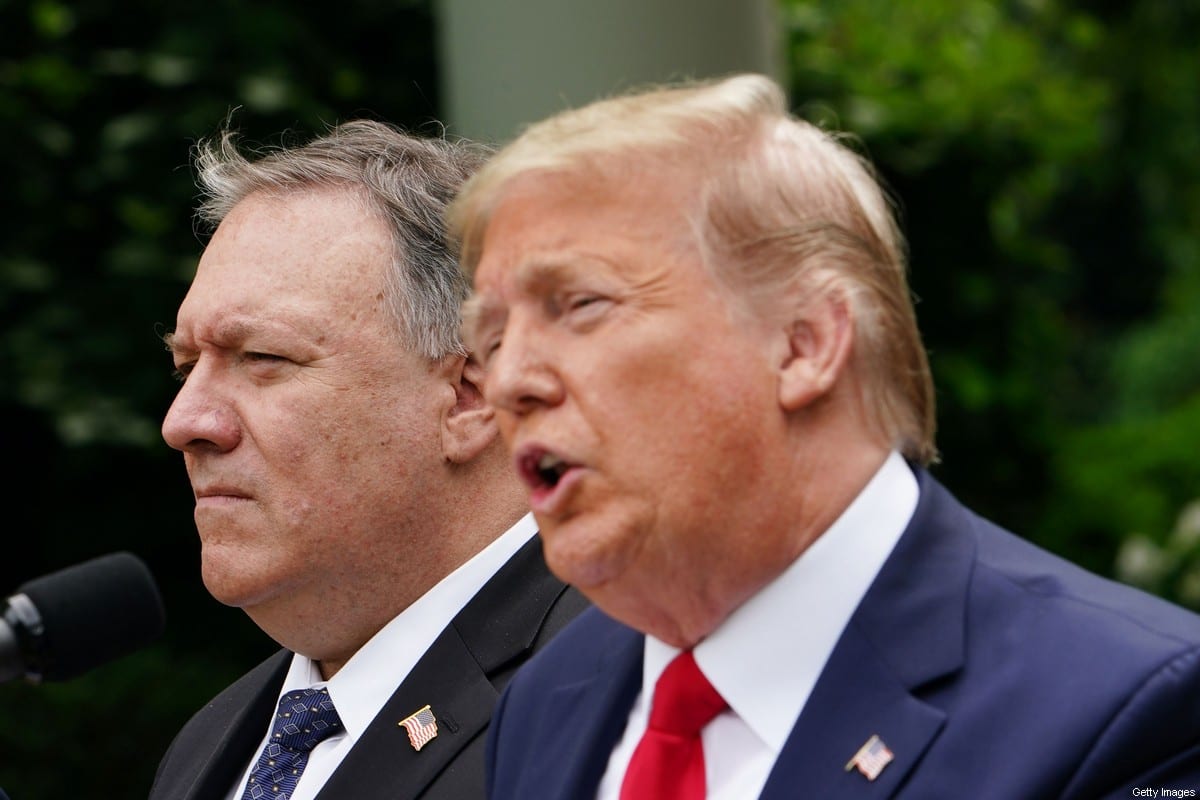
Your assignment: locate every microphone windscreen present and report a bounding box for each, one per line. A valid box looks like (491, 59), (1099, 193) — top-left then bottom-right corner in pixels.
(18, 551), (166, 681)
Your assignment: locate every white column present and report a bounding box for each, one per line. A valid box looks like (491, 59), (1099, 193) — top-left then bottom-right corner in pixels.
(434, 0), (783, 145)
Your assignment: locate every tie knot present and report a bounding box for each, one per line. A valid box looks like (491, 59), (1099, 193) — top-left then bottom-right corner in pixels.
(647, 651), (728, 737)
(269, 687), (343, 752)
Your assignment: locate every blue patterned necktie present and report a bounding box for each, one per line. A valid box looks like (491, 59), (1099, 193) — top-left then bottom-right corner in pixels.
(240, 687), (344, 800)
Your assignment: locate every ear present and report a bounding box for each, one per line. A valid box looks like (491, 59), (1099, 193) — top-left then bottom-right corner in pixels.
(441, 355), (500, 464)
(778, 287), (855, 412)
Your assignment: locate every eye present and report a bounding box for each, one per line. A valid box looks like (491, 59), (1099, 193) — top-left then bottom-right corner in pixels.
(245, 352), (286, 363)
(559, 292), (613, 329)
(242, 352), (293, 376)
(568, 294), (600, 310)
(468, 318), (505, 365)
(479, 336), (502, 366)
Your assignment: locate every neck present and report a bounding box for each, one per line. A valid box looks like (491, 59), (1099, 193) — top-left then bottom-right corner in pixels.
(600, 435), (890, 649)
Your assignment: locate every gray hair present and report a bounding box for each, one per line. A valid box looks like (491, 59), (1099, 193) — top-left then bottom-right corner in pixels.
(195, 119), (492, 359)
(448, 73), (937, 463)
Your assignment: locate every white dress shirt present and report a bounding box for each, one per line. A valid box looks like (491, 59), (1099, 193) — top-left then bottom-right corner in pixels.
(596, 452), (918, 800)
(225, 512), (539, 800)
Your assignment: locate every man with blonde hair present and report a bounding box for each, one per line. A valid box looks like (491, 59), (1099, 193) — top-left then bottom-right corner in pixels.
(451, 74), (1200, 798)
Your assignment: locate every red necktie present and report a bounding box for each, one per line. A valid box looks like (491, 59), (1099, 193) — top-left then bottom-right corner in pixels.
(620, 650), (729, 800)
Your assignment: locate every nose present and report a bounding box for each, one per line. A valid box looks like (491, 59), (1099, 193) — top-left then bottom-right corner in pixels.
(161, 361), (242, 454)
(483, 319), (564, 417)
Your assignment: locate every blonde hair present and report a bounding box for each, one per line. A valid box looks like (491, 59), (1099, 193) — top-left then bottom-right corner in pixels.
(448, 73), (937, 463)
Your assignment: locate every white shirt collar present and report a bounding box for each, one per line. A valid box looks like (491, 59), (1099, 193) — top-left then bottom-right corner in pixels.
(643, 451), (918, 752)
(279, 512), (539, 743)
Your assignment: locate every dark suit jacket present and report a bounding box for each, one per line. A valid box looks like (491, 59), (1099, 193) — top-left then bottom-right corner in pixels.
(486, 469), (1200, 799)
(149, 534), (588, 800)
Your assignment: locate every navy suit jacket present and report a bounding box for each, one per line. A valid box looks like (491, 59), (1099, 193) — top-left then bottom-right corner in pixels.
(486, 469), (1200, 799)
(149, 534), (588, 800)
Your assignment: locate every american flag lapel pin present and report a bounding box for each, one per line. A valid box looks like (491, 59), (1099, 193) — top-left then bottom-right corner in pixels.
(399, 704), (439, 751)
(844, 734), (894, 781)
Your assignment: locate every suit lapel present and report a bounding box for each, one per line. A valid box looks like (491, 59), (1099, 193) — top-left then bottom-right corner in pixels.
(758, 623), (946, 798)
(178, 652), (290, 800)
(510, 620), (645, 800)
(760, 469), (974, 799)
(318, 534), (580, 800)
(318, 622), (499, 800)
(449, 532), (585, 681)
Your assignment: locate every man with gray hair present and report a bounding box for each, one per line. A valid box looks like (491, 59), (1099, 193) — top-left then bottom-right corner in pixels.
(149, 120), (585, 800)
(451, 74), (1200, 798)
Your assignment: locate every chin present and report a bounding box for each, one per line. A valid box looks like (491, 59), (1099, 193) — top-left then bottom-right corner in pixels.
(540, 514), (637, 592)
(199, 545), (271, 609)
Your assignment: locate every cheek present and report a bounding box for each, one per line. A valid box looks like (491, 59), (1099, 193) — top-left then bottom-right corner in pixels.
(590, 344), (758, 437)
(328, 385), (446, 498)
(604, 360), (775, 500)
(261, 394), (399, 500)
(540, 495), (649, 590)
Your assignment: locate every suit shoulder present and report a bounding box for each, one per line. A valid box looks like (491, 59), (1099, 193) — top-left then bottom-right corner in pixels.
(915, 469), (1200, 655)
(972, 513), (1200, 652)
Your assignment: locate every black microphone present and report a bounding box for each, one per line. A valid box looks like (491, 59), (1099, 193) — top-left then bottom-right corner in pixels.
(0, 551), (166, 684)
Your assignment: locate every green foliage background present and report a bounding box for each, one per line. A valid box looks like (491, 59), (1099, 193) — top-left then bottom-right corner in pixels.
(1, 0), (1197, 797)
(0, 1), (444, 796)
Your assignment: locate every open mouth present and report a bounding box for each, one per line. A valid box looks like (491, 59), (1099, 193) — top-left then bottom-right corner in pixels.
(517, 447), (577, 493)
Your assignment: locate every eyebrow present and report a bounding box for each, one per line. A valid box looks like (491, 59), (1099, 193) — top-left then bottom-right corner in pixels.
(462, 258), (567, 323)
(461, 256), (607, 345)
(163, 317), (293, 359)
(162, 331), (192, 358)
(518, 258), (588, 292)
